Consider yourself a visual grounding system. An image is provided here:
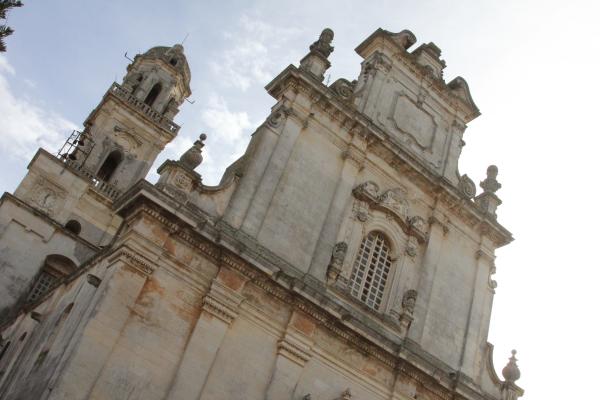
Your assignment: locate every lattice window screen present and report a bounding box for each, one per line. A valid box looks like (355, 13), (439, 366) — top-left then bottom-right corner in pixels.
(27, 271), (57, 303)
(349, 232), (392, 310)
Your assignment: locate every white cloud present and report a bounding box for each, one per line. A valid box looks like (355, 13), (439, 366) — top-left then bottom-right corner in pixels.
(0, 56), (77, 160)
(211, 14), (304, 91)
(201, 94), (252, 144)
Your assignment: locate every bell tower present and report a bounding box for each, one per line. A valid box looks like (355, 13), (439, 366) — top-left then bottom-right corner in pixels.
(66, 44), (191, 192)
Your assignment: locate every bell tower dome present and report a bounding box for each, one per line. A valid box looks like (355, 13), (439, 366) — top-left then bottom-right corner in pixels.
(67, 44), (191, 192)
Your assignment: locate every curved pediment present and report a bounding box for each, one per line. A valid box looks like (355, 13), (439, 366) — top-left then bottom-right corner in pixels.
(352, 181), (428, 242)
(447, 76), (480, 120)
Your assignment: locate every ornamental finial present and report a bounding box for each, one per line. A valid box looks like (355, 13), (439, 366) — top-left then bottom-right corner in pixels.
(501, 349), (521, 383)
(310, 28), (334, 58)
(179, 133), (207, 170)
(480, 165), (501, 194)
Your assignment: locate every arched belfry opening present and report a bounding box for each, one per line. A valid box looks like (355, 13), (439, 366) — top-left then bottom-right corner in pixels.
(144, 83), (162, 107)
(97, 150), (123, 182)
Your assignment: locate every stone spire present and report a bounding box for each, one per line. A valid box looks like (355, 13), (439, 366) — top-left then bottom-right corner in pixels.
(299, 28), (334, 81)
(475, 165), (503, 218)
(179, 133), (207, 170)
(501, 350), (521, 383)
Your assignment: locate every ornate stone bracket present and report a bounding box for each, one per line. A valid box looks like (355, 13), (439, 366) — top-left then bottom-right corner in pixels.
(391, 289), (417, 338)
(326, 242), (348, 285)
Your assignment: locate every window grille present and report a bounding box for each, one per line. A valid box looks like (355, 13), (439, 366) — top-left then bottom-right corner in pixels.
(27, 271), (57, 303)
(349, 232), (392, 310)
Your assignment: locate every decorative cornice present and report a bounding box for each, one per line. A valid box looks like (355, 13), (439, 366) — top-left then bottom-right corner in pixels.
(264, 67), (512, 247)
(277, 338), (312, 366)
(108, 248), (156, 276)
(82, 183), (506, 400)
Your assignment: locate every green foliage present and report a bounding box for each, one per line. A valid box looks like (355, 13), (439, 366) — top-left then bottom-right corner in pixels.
(0, 0), (23, 52)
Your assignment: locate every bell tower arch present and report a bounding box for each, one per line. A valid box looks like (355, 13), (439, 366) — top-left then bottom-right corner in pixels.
(67, 44), (192, 192)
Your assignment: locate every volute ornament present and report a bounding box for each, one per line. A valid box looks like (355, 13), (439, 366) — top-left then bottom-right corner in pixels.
(330, 78), (356, 102)
(179, 133), (207, 170)
(459, 174), (476, 199)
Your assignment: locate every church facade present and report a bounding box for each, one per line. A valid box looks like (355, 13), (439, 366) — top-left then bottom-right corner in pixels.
(0, 28), (524, 400)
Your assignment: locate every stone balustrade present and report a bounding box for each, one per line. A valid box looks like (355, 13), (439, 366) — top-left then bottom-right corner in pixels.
(108, 82), (180, 135)
(62, 158), (122, 200)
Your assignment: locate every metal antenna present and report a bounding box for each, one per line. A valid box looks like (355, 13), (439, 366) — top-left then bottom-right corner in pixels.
(180, 33), (190, 45)
(124, 52), (134, 62)
(325, 73), (331, 85)
(185, 97), (196, 105)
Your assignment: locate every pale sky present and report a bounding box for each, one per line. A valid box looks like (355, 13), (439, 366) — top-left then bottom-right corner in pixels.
(1, 1), (599, 397)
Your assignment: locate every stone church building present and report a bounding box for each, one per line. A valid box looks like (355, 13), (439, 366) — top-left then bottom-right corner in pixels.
(0, 28), (524, 400)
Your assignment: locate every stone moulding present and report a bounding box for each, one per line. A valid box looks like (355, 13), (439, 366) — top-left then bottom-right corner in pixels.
(117, 190), (508, 400)
(352, 181), (428, 243)
(265, 67), (512, 247)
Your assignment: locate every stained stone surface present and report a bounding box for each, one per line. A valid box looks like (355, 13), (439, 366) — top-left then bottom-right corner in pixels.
(0, 29), (523, 400)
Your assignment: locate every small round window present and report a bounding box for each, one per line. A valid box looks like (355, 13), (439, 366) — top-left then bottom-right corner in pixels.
(65, 220), (81, 235)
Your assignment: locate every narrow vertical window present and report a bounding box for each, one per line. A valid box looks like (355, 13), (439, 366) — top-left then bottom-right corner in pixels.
(349, 232), (392, 310)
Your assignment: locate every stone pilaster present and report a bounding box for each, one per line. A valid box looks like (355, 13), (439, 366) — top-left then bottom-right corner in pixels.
(265, 310), (316, 400)
(167, 267), (247, 400)
(309, 131), (366, 281)
(409, 210), (448, 341)
(241, 109), (304, 237)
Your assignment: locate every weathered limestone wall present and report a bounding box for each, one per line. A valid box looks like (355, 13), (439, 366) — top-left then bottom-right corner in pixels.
(0, 196), (97, 320)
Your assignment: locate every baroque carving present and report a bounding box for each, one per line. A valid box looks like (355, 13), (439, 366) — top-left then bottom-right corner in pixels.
(337, 388), (352, 400)
(378, 188), (409, 220)
(405, 236), (419, 257)
(327, 242), (348, 284)
(173, 172), (193, 191)
(330, 78), (356, 102)
(353, 180), (380, 199)
(309, 28), (334, 58)
(366, 51), (392, 74)
(401, 289), (418, 314)
(459, 174), (476, 199)
(390, 29), (417, 51)
(266, 107), (291, 129)
(29, 178), (66, 217)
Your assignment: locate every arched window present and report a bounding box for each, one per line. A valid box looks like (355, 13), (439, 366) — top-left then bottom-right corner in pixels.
(349, 232), (392, 310)
(27, 255), (77, 303)
(144, 82), (162, 107)
(96, 150), (122, 182)
(64, 219), (81, 235)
